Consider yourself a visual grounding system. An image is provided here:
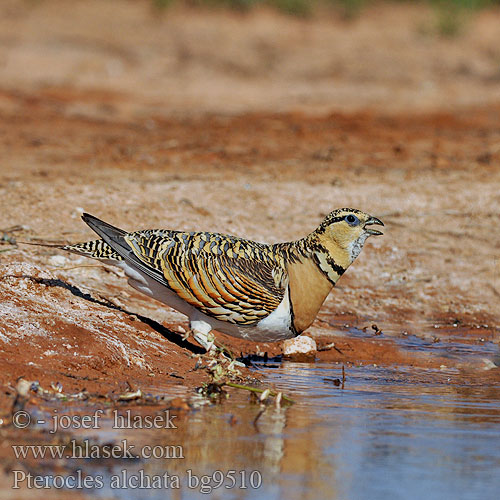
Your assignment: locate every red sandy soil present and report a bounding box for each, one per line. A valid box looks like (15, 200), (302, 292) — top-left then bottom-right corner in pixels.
(0, 0), (499, 415)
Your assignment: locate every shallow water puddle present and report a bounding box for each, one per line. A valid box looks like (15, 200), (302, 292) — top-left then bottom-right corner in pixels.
(5, 355), (500, 500)
(254, 362), (500, 500)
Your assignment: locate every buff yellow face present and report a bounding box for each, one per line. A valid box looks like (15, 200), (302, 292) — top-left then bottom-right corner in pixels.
(320, 208), (384, 263)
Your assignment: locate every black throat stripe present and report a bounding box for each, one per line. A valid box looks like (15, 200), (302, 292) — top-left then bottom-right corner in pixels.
(312, 252), (345, 285)
(326, 255), (345, 276)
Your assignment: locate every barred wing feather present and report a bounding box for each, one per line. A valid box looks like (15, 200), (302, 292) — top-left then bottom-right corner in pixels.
(125, 230), (287, 326)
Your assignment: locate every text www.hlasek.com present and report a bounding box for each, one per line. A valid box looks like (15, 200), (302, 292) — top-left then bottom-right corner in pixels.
(12, 439), (183, 460)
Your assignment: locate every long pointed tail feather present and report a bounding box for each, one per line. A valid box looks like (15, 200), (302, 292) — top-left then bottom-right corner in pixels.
(18, 237), (123, 261)
(62, 239), (124, 260)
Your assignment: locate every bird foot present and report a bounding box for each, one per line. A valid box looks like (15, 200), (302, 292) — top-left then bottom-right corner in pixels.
(190, 330), (245, 368)
(192, 330), (216, 352)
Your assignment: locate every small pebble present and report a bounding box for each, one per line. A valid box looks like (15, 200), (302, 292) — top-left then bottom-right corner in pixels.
(282, 336), (317, 362)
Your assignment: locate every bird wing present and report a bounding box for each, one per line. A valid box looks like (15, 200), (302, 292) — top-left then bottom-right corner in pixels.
(82, 214), (287, 326)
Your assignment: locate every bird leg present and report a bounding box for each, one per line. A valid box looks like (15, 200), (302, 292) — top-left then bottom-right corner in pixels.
(188, 321), (245, 367)
(186, 319), (216, 352)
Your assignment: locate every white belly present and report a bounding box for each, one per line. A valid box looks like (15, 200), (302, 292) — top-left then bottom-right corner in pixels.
(115, 261), (296, 342)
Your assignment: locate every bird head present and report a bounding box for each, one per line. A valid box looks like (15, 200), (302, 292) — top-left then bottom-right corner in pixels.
(315, 208), (384, 264)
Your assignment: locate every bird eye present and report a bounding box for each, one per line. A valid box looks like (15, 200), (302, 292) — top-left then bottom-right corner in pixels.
(345, 214), (359, 226)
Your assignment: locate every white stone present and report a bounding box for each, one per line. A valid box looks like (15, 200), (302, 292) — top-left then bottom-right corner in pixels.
(282, 336), (317, 359)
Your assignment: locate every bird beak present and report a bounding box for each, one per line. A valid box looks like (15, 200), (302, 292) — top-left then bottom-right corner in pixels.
(364, 216), (384, 236)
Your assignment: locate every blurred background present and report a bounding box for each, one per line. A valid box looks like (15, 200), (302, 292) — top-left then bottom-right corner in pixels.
(1, 0), (499, 117)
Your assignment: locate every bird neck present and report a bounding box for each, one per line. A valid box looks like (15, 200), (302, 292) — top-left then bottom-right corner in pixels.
(275, 234), (350, 334)
(289, 233), (351, 283)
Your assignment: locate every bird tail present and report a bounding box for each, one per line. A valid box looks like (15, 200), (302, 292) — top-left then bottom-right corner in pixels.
(63, 239), (124, 261)
(18, 234), (124, 262)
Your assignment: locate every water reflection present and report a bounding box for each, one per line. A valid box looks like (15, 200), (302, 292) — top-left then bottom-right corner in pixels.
(4, 363), (499, 499)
